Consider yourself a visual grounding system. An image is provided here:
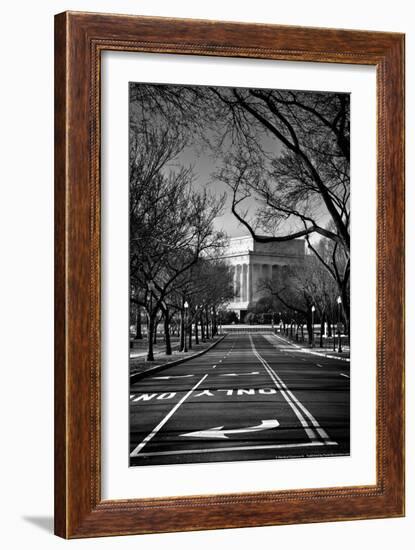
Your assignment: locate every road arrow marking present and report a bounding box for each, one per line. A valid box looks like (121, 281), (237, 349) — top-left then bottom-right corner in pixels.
(180, 419), (279, 439)
(219, 371), (260, 377)
(152, 374), (194, 380)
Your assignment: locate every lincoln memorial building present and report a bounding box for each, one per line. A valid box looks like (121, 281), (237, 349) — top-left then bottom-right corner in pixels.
(221, 236), (306, 320)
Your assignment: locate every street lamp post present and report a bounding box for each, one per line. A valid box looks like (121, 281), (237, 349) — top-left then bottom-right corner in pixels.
(184, 300), (189, 352)
(311, 305), (316, 348)
(337, 296), (343, 353)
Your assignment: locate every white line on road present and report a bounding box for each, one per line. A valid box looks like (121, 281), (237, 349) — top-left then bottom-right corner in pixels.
(219, 371), (260, 377)
(250, 335), (336, 445)
(249, 336), (317, 442)
(340, 373), (350, 378)
(134, 441), (337, 458)
(180, 419), (280, 439)
(269, 364), (333, 443)
(152, 374), (194, 380)
(130, 373), (209, 457)
(316, 364), (323, 368)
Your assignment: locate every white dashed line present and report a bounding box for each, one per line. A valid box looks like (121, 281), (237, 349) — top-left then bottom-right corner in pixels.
(340, 373), (350, 378)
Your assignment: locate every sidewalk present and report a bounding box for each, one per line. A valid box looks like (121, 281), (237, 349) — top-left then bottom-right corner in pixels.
(130, 335), (225, 378)
(274, 333), (350, 362)
(130, 339), (180, 358)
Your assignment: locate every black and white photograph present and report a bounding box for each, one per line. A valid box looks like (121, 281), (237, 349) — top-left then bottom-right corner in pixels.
(128, 82), (350, 467)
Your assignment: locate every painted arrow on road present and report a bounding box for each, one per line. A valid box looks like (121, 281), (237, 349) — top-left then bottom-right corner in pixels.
(180, 419), (280, 439)
(219, 371), (259, 377)
(152, 374), (194, 380)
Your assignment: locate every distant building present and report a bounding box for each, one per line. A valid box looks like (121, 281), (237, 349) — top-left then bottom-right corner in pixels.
(220, 235), (306, 320)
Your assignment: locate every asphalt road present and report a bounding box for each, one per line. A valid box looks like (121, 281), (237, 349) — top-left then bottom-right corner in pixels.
(129, 333), (350, 466)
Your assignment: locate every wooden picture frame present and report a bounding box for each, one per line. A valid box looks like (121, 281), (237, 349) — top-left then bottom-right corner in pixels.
(54, 11), (405, 538)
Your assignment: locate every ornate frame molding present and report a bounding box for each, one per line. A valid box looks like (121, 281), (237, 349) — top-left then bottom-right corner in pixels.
(55, 11), (405, 538)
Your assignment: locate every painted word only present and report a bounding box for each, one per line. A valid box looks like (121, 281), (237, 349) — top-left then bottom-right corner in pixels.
(130, 388), (278, 402)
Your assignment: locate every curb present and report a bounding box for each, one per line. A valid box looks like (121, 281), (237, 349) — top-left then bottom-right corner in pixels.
(130, 335), (226, 383)
(130, 343), (180, 359)
(272, 333), (350, 363)
(300, 349), (350, 363)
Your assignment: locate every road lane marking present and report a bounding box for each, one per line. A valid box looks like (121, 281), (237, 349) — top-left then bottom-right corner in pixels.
(340, 373), (350, 378)
(130, 388), (279, 400)
(250, 335), (336, 445)
(266, 362), (333, 443)
(152, 374), (194, 380)
(316, 364), (323, 368)
(265, 334), (301, 349)
(180, 419), (280, 439)
(249, 336), (317, 442)
(130, 373), (209, 457)
(258, 335), (336, 443)
(134, 441), (336, 458)
(266, 362), (334, 442)
(220, 371), (259, 377)
(131, 393), (157, 402)
(264, 334), (350, 362)
(194, 389), (215, 397)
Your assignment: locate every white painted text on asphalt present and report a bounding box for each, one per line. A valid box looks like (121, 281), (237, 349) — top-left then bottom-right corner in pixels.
(130, 388), (278, 402)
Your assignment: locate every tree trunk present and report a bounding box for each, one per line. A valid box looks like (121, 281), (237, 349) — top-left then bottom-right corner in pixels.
(306, 318), (313, 344)
(212, 308), (217, 336)
(205, 307), (210, 339)
(195, 315), (199, 344)
(179, 309), (185, 352)
(147, 315), (155, 361)
(135, 305), (142, 339)
(201, 314), (205, 342)
(320, 315), (324, 348)
(341, 284), (350, 335)
(188, 320), (192, 350)
(164, 310), (172, 355)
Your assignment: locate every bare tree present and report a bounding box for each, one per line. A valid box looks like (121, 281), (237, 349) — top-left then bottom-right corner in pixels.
(260, 251), (347, 345)
(129, 94), (227, 360)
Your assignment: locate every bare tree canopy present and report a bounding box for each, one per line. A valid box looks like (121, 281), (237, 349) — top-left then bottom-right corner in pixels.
(130, 83), (350, 252)
(129, 81), (350, 358)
